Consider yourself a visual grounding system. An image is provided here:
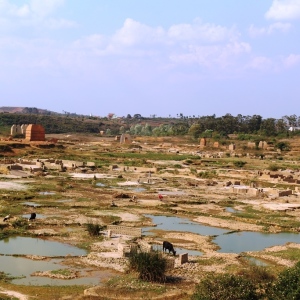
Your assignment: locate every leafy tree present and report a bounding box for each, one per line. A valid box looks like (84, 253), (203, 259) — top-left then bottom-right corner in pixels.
(276, 141), (290, 151)
(260, 118), (277, 136)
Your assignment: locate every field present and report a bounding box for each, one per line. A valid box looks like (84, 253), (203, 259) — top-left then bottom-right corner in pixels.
(1, 133), (300, 299)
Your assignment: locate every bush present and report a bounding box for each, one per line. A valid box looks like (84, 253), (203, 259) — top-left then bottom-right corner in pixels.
(86, 222), (104, 236)
(191, 273), (259, 300)
(269, 261), (300, 300)
(233, 160), (247, 168)
(128, 249), (167, 283)
(12, 217), (29, 229)
(268, 164), (279, 171)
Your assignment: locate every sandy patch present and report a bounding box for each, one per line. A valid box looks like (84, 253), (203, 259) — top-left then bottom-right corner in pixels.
(193, 216), (264, 232)
(0, 181), (27, 190)
(0, 289), (28, 300)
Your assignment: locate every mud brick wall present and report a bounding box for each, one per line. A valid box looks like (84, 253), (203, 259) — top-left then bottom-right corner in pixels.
(107, 225), (142, 237)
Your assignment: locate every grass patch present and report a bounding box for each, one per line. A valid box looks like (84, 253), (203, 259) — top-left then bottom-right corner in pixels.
(262, 248), (300, 262)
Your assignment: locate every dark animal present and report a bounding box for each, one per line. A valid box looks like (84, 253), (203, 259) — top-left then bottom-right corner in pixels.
(163, 241), (176, 256)
(3, 214), (11, 222)
(29, 213), (36, 220)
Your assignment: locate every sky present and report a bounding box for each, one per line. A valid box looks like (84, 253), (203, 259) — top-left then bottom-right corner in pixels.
(0, 0), (299, 118)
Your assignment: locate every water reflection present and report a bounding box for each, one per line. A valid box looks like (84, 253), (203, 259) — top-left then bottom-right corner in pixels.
(0, 256), (111, 286)
(143, 215), (228, 236)
(0, 237), (87, 256)
(23, 202), (41, 207)
(144, 214), (300, 253)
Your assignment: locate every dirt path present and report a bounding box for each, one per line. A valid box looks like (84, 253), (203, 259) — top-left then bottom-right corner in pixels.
(0, 288), (28, 300)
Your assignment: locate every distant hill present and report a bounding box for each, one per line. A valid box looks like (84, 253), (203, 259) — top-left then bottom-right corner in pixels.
(0, 106), (58, 115)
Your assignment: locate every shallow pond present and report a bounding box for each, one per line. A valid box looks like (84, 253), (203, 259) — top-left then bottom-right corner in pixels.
(0, 236), (87, 256)
(22, 213), (47, 219)
(0, 256), (113, 286)
(39, 192), (56, 195)
(144, 214), (300, 253)
(23, 202), (41, 207)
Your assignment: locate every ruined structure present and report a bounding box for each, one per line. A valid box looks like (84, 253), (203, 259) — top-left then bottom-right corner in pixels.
(199, 138), (206, 149)
(25, 124), (45, 141)
(120, 133), (132, 144)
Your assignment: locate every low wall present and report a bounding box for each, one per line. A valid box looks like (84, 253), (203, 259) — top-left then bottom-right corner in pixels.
(107, 225), (142, 237)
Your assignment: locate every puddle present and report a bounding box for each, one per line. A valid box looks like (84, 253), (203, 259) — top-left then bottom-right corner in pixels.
(0, 256), (113, 286)
(144, 215), (300, 253)
(22, 214), (47, 219)
(0, 236), (87, 256)
(96, 183), (105, 187)
(143, 215), (228, 236)
(57, 199), (73, 203)
(244, 256), (269, 266)
(23, 202), (41, 207)
(40, 191), (56, 196)
(225, 207), (238, 213)
(129, 187), (146, 192)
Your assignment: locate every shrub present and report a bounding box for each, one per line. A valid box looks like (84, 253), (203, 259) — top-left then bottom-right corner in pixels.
(191, 273), (259, 300)
(233, 160), (247, 168)
(86, 222), (104, 236)
(128, 249), (167, 283)
(268, 164), (279, 171)
(12, 217), (29, 229)
(269, 261), (300, 300)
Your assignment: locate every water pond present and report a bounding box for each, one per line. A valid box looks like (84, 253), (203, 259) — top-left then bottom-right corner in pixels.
(0, 236), (87, 256)
(0, 256), (114, 286)
(39, 192), (56, 195)
(144, 214), (300, 253)
(23, 202), (41, 207)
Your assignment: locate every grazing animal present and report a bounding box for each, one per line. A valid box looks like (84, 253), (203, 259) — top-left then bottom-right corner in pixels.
(3, 214), (11, 222)
(29, 213), (36, 220)
(163, 241), (176, 256)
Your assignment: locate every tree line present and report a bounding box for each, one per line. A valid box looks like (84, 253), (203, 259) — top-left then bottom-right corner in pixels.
(1, 112), (300, 138)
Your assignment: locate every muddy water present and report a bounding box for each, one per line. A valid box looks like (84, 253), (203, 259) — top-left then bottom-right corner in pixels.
(0, 236), (86, 256)
(0, 256), (113, 286)
(144, 214), (300, 253)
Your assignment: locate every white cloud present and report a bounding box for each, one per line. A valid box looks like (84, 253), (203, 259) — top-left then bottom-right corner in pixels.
(29, 0), (65, 18)
(265, 0), (300, 20)
(249, 22), (292, 37)
(168, 19), (237, 43)
(0, 0), (73, 30)
(283, 53), (300, 67)
(112, 18), (165, 47)
(170, 41), (251, 68)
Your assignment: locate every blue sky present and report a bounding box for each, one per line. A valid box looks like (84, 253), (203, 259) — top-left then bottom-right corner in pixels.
(0, 0), (299, 118)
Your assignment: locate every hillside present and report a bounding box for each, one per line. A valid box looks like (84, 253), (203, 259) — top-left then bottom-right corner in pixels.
(0, 106), (57, 115)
